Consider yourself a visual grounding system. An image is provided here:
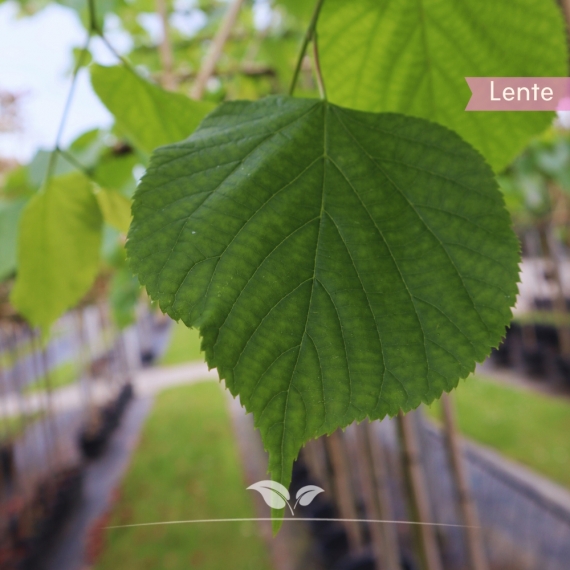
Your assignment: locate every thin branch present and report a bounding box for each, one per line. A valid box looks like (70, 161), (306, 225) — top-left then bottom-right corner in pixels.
(87, 0), (138, 75)
(242, 6), (275, 67)
(155, 0), (176, 90)
(88, 0), (98, 32)
(42, 0), (102, 187)
(98, 33), (137, 73)
(57, 148), (94, 178)
(44, 34), (92, 186)
(175, 62), (276, 84)
(289, 0), (326, 96)
(135, 29), (284, 53)
(190, 0), (246, 100)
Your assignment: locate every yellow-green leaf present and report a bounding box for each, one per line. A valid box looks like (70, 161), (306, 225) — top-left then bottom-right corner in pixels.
(318, 0), (568, 172)
(11, 172), (103, 330)
(95, 187), (132, 233)
(90, 64), (216, 155)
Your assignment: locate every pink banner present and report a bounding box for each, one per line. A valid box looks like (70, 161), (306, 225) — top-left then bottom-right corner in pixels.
(465, 77), (570, 111)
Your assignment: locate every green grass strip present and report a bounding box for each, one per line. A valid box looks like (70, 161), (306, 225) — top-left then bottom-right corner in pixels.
(426, 374), (570, 489)
(0, 411), (44, 440)
(24, 362), (77, 394)
(96, 382), (273, 570)
(160, 322), (203, 366)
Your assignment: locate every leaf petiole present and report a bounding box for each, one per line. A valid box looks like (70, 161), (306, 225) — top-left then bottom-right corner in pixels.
(312, 30), (326, 100)
(289, 0), (327, 96)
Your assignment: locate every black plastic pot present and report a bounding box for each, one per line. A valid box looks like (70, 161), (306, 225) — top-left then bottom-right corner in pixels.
(521, 348), (546, 377)
(535, 324), (560, 351)
(317, 525), (351, 568)
(554, 355), (570, 387)
(505, 325), (526, 373)
(79, 425), (109, 459)
(0, 442), (15, 483)
(306, 500), (338, 537)
(334, 551), (376, 570)
(489, 324), (516, 367)
(489, 343), (510, 367)
(16, 466), (83, 570)
(140, 349), (156, 366)
(79, 383), (134, 459)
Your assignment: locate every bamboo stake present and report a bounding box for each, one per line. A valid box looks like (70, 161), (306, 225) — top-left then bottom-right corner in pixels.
(350, 426), (381, 568)
(75, 310), (97, 433)
(31, 332), (58, 475)
(441, 393), (488, 570)
(542, 225), (570, 355)
(364, 422), (401, 570)
(354, 422), (400, 570)
(97, 302), (118, 401)
(326, 429), (364, 551)
(301, 440), (321, 483)
(304, 437), (332, 493)
(117, 324), (132, 386)
(0, 328), (13, 442)
(0, 328), (15, 501)
(190, 0), (246, 100)
(397, 411), (443, 570)
(155, 0), (176, 90)
(7, 323), (31, 496)
(25, 327), (56, 491)
(39, 339), (62, 466)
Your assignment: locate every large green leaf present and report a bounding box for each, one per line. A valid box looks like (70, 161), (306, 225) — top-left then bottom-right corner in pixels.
(11, 172), (103, 330)
(90, 64), (216, 156)
(318, 0), (567, 172)
(127, 96), (519, 492)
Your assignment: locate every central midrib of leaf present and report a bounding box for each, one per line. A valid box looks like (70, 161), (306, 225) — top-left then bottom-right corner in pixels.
(278, 103), (327, 483)
(219, 102), (333, 484)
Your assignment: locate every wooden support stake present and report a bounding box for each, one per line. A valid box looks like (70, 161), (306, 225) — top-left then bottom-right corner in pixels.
(27, 329), (53, 474)
(155, 0), (176, 90)
(441, 393), (488, 570)
(303, 438), (331, 493)
(75, 310), (97, 432)
(353, 424), (382, 569)
(326, 429), (364, 551)
(540, 223), (570, 355)
(365, 422), (401, 570)
(354, 422), (400, 570)
(190, 0), (246, 100)
(397, 411), (443, 570)
(0, 328), (13, 442)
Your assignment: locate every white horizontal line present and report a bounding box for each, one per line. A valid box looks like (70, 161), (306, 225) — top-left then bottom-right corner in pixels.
(107, 517), (477, 529)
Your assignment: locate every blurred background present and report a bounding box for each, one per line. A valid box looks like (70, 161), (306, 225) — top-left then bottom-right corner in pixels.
(1, 1), (570, 569)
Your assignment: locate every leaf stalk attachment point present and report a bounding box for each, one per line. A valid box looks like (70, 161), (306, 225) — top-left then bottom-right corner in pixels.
(312, 31), (326, 99)
(289, 0), (327, 97)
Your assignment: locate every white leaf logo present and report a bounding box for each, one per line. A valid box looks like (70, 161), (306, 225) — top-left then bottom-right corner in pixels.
(247, 480), (293, 514)
(295, 485), (324, 508)
(247, 481), (325, 515)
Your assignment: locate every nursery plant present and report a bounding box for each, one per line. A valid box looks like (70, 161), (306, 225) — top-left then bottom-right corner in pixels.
(2, 0), (568, 522)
